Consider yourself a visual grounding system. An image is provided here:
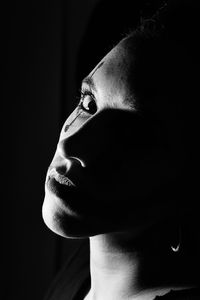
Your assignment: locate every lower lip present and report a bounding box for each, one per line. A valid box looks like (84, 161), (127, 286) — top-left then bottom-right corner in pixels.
(46, 175), (111, 219)
(46, 175), (90, 214)
(46, 175), (76, 199)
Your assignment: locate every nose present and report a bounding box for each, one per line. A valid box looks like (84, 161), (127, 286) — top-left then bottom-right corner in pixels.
(56, 109), (147, 170)
(57, 110), (122, 168)
(57, 137), (86, 168)
(57, 124), (104, 169)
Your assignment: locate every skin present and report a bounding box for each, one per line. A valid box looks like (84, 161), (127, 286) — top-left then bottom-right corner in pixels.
(42, 38), (193, 299)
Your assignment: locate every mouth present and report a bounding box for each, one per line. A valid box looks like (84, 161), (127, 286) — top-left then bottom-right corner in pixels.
(49, 168), (75, 187)
(45, 166), (93, 214)
(45, 167), (116, 219)
(46, 168), (76, 198)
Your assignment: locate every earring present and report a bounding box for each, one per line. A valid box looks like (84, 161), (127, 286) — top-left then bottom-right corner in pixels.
(170, 223), (181, 253)
(171, 242), (180, 253)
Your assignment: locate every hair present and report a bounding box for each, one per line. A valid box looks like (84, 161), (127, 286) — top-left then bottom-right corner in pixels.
(125, 1), (197, 105)
(123, 1), (200, 254)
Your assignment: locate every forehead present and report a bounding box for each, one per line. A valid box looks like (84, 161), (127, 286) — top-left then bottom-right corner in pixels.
(87, 39), (135, 108)
(90, 40), (132, 80)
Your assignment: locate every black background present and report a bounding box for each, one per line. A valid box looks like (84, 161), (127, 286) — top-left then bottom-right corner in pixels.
(2, 1), (142, 299)
(2, 1), (98, 299)
(2, 1), (200, 299)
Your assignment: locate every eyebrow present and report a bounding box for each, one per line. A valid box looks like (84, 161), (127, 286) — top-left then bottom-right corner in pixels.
(81, 61), (105, 92)
(91, 61), (104, 76)
(82, 76), (97, 93)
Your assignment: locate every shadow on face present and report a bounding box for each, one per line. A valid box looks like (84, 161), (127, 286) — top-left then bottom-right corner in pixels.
(42, 32), (188, 239)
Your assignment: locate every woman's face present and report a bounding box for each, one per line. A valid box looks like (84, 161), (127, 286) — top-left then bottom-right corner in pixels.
(42, 38), (177, 238)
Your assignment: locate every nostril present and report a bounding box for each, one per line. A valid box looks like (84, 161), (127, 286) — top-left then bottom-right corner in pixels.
(55, 158), (73, 176)
(55, 165), (67, 175)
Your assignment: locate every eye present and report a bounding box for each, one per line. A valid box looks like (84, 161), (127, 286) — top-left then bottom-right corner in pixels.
(78, 90), (97, 114)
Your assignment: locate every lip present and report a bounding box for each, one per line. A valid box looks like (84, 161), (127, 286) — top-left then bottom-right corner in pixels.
(46, 175), (83, 212)
(46, 176), (75, 198)
(51, 169), (75, 187)
(46, 168), (76, 198)
(45, 168), (114, 219)
(45, 168), (91, 214)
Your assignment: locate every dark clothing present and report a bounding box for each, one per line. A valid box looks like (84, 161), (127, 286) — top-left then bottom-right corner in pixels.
(43, 240), (90, 300)
(43, 241), (200, 300)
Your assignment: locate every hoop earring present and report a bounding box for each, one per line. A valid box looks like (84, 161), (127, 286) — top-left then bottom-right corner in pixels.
(171, 242), (180, 252)
(170, 223), (181, 253)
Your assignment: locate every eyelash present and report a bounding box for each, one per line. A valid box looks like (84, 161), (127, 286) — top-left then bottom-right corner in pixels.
(77, 89), (97, 114)
(64, 89), (96, 132)
(80, 89), (94, 100)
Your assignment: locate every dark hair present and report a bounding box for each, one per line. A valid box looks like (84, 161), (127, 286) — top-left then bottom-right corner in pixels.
(124, 1), (200, 255)
(125, 1), (197, 106)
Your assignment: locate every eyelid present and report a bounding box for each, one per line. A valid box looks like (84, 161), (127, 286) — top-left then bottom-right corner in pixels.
(79, 88), (97, 107)
(80, 88), (95, 99)
(82, 76), (97, 94)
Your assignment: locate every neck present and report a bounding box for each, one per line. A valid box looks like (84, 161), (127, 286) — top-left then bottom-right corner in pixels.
(85, 228), (192, 300)
(89, 233), (141, 300)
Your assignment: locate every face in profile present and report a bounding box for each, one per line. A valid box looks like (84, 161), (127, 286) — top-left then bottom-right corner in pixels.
(42, 37), (179, 239)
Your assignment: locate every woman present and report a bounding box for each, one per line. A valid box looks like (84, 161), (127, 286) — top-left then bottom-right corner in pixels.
(42, 1), (200, 299)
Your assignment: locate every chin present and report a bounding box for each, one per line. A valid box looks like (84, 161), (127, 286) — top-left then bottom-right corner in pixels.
(42, 190), (82, 238)
(42, 189), (103, 239)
